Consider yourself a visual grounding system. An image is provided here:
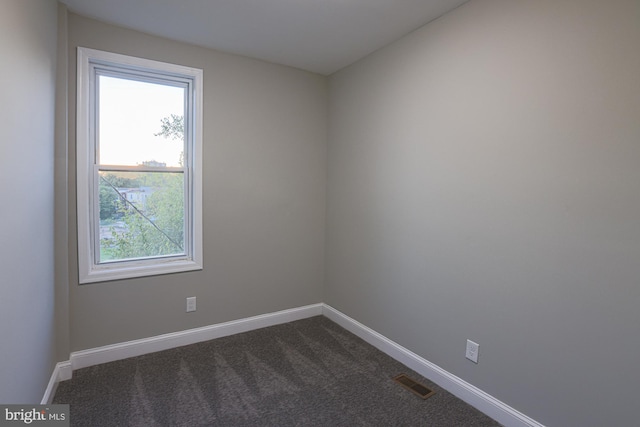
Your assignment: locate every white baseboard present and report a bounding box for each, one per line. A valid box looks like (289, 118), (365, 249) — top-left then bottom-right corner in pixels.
(322, 304), (544, 427)
(70, 303), (323, 371)
(41, 361), (72, 404)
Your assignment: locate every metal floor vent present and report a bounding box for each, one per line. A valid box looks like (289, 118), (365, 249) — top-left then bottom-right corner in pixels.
(393, 374), (435, 399)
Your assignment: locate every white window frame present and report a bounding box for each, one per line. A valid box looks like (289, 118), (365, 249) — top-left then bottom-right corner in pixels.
(77, 47), (203, 284)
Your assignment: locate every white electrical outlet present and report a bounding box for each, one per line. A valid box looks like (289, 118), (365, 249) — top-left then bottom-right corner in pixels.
(186, 296), (196, 312)
(466, 339), (479, 363)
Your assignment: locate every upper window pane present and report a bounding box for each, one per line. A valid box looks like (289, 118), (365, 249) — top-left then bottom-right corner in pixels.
(98, 75), (185, 167)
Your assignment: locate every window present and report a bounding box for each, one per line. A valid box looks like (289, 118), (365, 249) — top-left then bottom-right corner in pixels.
(77, 47), (203, 283)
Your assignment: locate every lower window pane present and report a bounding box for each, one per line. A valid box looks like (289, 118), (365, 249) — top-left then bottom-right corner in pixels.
(98, 171), (185, 263)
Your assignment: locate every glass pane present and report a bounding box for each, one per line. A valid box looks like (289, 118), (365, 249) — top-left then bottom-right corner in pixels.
(98, 171), (185, 263)
(98, 75), (185, 167)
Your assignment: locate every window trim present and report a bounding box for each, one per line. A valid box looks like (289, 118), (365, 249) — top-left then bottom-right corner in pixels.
(77, 47), (203, 284)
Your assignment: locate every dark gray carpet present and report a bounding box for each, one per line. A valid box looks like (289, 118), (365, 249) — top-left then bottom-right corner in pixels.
(53, 316), (501, 426)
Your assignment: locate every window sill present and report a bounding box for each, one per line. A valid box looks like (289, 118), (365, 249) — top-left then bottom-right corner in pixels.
(79, 258), (202, 284)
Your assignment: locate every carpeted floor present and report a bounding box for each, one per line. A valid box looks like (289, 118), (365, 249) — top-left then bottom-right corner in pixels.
(54, 316), (502, 426)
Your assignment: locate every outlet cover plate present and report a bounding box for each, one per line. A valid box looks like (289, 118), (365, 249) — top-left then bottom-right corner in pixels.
(186, 297), (196, 312)
(466, 339), (479, 363)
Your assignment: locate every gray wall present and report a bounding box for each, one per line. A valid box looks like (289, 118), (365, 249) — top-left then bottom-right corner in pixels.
(66, 14), (327, 350)
(0, 0), (58, 403)
(326, 1), (640, 426)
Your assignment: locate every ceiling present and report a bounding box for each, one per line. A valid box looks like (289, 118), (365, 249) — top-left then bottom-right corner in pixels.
(60, 0), (469, 75)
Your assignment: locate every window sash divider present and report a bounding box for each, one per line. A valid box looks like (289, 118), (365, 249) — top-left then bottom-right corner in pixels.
(98, 165), (185, 173)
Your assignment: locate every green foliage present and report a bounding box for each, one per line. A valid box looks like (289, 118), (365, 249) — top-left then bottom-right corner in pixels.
(105, 173), (184, 260)
(104, 174), (140, 188)
(155, 114), (184, 166)
(99, 184), (118, 220)
(155, 114), (184, 141)
(99, 173), (139, 220)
